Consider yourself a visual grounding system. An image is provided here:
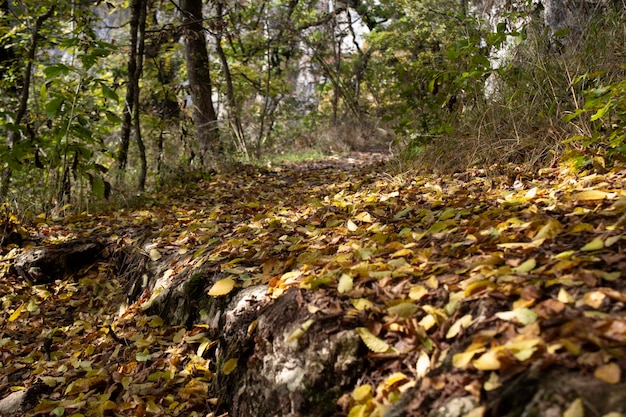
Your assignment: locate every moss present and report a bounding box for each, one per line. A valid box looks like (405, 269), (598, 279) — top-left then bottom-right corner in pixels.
(305, 385), (341, 417)
(183, 271), (211, 325)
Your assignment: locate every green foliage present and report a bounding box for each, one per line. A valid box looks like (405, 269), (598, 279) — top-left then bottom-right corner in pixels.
(566, 75), (626, 155)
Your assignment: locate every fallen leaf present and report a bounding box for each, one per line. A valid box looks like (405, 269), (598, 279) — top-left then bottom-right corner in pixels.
(513, 258), (536, 274)
(8, 304), (24, 322)
(495, 308), (538, 325)
(208, 278), (236, 296)
(387, 302), (419, 318)
(594, 362), (621, 384)
(473, 350), (501, 371)
(572, 190), (609, 200)
(355, 327), (392, 353)
(563, 398), (584, 417)
(222, 358), (238, 375)
(581, 238), (604, 252)
(416, 350), (430, 378)
(352, 384), (372, 403)
(338, 274), (354, 293)
(446, 314), (472, 339)
(149, 248), (162, 261)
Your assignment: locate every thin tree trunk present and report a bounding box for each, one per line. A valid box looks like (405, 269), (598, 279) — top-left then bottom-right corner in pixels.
(180, 0), (220, 161)
(1, 6), (55, 199)
(117, 0), (142, 173)
(134, 0), (148, 191)
(214, 1), (247, 159)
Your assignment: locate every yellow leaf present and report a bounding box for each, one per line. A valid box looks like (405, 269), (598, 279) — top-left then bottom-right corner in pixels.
(467, 406), (486, 417)
(453, 351), (478, 368)
(498, 240), (544, 249)
(338, 274), (354, 294)
(483, 372), (501, 391)
(148, 316), (164, 327)
(600, 271), (620, 281)
(387, 302), (419, 318)
(409, 285), (428, 300)
(524, 187), (538, 199)
(513, 258), (536, 274)
(563, 398), (584, 417)
(222, 358), (238, 375)
(583, 291), (606, 309)
(473, 350), (501, 371)
(534, 219), (562, 241)
(416, 350), (430, 378)
(208, 278), (236, 296)
(380, 372), (408, 390)
(581, 238), (604, 251)
(146, 401), (161, 413)
(554, 250), (575, 260)
(8, 304), (24, 322)
(495, 308), (538, 325)
(594, 362), (621, 384)
(419, 314), (437, 331)
(355, 212), (374, 223)
(347, 219), (358, 232)
(446, 314), (473, 339)
(557, 288), (574, 304)
(439, 207), (456, 220)
(355, 327), (391, 353)
(391, 248), (413, 258)
(605, 234), (622, 247)
(286, 319), (315, 342)
(352, 384), (372, 403)
(351, 298), (373, 311)
(572, 190), (609, 200)
(348, 404), (366, 417)
(149, 248), (162, 261)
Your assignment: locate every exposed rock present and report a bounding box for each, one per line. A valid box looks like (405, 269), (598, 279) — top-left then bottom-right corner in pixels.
(216, 289), (364, 417)
(0, 383), (51, 416)
(384, 367), (626, 417)
(118, 241), (365, 417)
(13, 238), (104, 284)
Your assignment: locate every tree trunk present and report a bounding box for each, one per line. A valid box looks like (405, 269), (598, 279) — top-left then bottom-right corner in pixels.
(117, 0), (148, 190)
(117, 0), (143, 173)
(134, 0), (148, 191)
(180, 0), (220, 161)
(214, 1), (247, 159)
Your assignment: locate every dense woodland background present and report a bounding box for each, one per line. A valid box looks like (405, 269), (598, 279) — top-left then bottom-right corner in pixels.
(0, 0), (625, 214)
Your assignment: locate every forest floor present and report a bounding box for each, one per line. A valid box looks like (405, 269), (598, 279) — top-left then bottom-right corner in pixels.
(2, 152), (626, 417)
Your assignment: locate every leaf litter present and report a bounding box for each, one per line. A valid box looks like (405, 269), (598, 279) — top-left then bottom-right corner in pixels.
(2, 157), (626, 416)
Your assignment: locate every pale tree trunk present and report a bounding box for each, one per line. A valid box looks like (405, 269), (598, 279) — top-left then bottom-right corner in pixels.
(180, 0), (220, 161)
(214, 0), (247, 159)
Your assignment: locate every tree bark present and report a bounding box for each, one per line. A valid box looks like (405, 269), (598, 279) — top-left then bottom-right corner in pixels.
(134, 0), (148, 191)
(117, 0), (148, 191)
(214, 1), (247, 159)
(180, 0), (220, 160)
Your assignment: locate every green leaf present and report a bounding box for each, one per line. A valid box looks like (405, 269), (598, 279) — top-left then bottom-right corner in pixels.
(51, 406), (65, 416)
(105, 111), (122, 124)
(43, 64), (70, 78)
(101, 85), (119, 102)
(45, 97), (65, 118)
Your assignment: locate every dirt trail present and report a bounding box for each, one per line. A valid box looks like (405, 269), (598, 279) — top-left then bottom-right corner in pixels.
(2, 157), (626, 416)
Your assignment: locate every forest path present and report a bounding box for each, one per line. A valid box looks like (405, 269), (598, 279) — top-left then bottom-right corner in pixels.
(2, 157), (626, 416)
